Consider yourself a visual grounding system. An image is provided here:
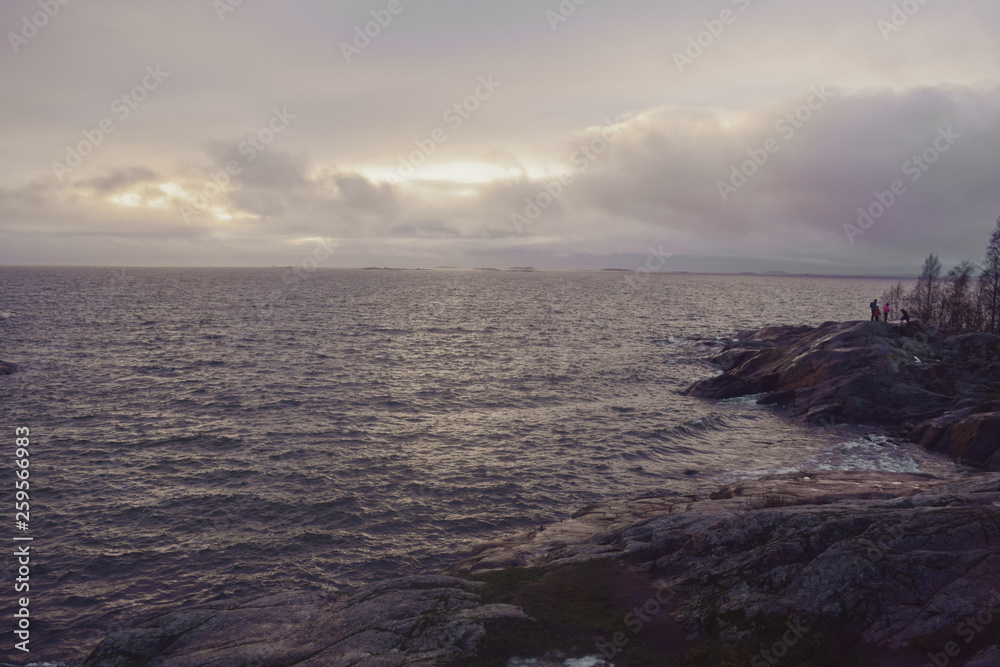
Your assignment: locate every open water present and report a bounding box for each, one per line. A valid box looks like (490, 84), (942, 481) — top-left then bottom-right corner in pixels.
(0, 267), (960, 664)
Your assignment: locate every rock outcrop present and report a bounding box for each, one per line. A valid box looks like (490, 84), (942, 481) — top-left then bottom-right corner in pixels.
(683, 320), (1000, 469)
(85, 471), (1000, 666)
(456, 470), (1000, 665)
(82, 575), (527, 666)
(910, 401), (1000, 471)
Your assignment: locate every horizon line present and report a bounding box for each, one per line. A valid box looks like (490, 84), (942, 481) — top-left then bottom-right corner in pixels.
(0, 263), (920, 280)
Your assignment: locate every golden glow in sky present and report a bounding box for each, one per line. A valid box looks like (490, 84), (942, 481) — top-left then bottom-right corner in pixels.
(2, 1), (999, 271)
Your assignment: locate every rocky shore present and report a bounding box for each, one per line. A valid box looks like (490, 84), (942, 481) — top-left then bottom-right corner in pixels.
(75, 320), (1000, 665)
(684, 320), (1000, 470)
(83, 470), (1000, 666)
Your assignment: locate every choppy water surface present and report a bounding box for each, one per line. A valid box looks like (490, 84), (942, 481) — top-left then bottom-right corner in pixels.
(0, 268), (959, 664)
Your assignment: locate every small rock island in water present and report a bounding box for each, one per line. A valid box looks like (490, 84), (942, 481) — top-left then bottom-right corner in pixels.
(84, 320), (1000, 666)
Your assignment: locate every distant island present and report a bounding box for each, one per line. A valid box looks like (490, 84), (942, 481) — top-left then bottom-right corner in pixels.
(507, 266), (536, 272)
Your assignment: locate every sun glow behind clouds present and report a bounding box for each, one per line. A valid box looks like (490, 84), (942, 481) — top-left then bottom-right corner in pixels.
(358, 159), (574, 189)
(101, 181), (258, 222)
(105, 184), (176, 209)
(107, 192), (144, 207)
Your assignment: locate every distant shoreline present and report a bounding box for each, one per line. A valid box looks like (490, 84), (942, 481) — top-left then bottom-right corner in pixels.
(0, 264), (920, 280)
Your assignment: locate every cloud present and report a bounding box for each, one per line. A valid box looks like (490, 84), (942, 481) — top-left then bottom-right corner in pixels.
(390, 220), (461, 238)
(77, 167), (159, 195)
(496, 85), (1000, 265)
(1, 1), (999, 272)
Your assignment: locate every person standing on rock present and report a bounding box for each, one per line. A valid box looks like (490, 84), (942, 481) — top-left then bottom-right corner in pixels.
(882, 303), (890, 322)
(870, 299), (879, 321)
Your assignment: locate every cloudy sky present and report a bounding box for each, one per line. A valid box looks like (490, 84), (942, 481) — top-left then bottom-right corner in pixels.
(1, 0), (998, 274)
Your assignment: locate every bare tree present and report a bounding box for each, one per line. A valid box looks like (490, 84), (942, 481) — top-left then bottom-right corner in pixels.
(942, 261), (977, 330)
(980, 217), (1000, 334)
(901, 217), (1000, 333)
(908, 254), (942, 322)
(971, 274), (990, 332)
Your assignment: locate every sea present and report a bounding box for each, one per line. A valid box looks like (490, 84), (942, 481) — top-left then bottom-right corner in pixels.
(0, 267), (963, 665)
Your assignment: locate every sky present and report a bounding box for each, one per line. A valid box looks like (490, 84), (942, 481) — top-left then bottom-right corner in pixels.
(1, 0), (999, 274)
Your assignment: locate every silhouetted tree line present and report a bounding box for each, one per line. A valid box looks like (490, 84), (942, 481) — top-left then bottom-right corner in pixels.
(880, 217), (1000, 334)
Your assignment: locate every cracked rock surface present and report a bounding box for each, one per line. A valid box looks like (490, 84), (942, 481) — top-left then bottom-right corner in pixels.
(453, 471), (1000, 651)
(82, 575), (525, 666)
(84, 472), (1000, 664)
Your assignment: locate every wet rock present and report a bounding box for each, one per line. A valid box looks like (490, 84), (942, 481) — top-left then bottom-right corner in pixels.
(967, 645), (1000, 667)
(683, 320), (1000, 468)
(82, 576), (526, 666)
(685, 372), (763, 399)
(910, 401), (1000, 470)
(85, 472), (1000, 665)
(453, 471), (1000, 659)
(0, 359), (17, 375)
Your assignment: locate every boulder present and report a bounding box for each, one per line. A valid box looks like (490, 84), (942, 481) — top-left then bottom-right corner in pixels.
(910, 401), (1000, 470)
